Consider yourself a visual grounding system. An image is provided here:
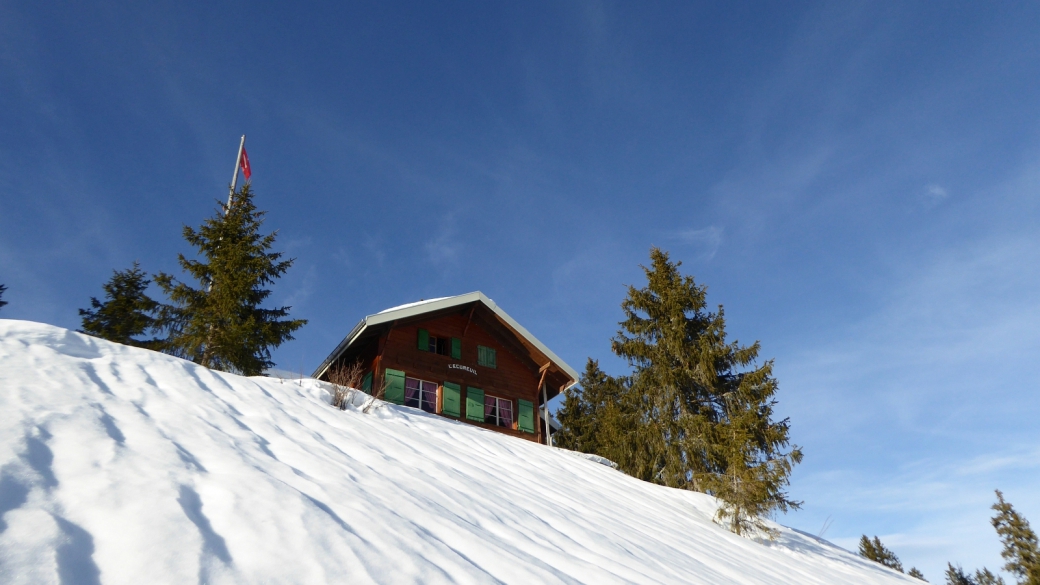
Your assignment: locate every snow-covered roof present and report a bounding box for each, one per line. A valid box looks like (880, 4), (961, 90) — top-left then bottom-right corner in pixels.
(313, 291), (580, 384)
(376, 297), (450, 314)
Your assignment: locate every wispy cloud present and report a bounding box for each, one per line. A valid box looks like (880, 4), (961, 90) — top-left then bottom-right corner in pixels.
(922, 184), (949, 207)
(425, 213), (462, 271)
(361, 236), (387, 268)
(797, 444), (1040, 580)
(669, 226), (723, 260)
(281, 264), (317, 311)
(780, 226), (1040, 580)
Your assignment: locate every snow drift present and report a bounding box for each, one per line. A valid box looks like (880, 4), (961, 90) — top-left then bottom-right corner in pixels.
(0, 320), (916, 584)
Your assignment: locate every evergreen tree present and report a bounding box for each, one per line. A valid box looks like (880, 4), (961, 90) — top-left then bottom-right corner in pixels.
(609, 248), (711, 490)
(859, 535), (904, 572)
(155, 184), (306, 376)
(0, 283), (7, 312)
(944, 565), (1009, 585)
(78, 262), (159, 348)
(947, 564), (976, 585)
(608, 247), (802, 535)
(908, 567), (928, 581)
(554, 359), (645, 471)
(992, 490), (1040, 585)
(945, 564), (1007, 585)
(974, 568), (1007, 585)
(554, 359), (604, 453)
(704, 330), (803, 535)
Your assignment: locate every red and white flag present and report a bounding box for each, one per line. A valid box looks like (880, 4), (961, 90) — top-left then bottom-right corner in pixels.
(240, 147), (252, 181)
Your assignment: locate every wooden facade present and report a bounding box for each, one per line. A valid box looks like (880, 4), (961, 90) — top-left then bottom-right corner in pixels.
(313, 292), (578, 444)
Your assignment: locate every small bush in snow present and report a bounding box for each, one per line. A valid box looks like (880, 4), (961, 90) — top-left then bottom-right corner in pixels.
(328, 361), (364, 409)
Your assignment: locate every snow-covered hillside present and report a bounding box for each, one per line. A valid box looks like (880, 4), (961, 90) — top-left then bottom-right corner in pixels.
(0, 320), (916, 584)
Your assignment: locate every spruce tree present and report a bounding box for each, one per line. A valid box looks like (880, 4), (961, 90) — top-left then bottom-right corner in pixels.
(559, 359), (659, 478)
(609, 248), (712, 490)
(974, 568), (1007, 585)
(991, 490), (1040, 585)
(554, 360), (600, 453)
(946, 564), (976, 585)
(0, 283), (7, 312)
(554, 359), (638, 465)
(908, 567), (928, 581)
(609, 247), (802, 535)
(704, 319), (803, 535)
(944, 564), (1008, 585)
(155, 184), (306, 376)
(859, 535), (904, 572)
(78, 262), (159, 348)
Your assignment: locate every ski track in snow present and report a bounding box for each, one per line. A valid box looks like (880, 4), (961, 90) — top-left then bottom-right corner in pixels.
(0, 320), (917, 584)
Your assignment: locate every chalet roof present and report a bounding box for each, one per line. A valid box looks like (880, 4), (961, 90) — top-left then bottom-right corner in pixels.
(312, 292), (580, 389)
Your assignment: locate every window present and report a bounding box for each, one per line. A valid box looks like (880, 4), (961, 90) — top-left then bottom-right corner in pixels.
(430, 336), (449, 355)
(404, 377), (438, 413)
(484, 395), (513, 428)
(477, 345), (497, 368)
(418, 329), (461, 359)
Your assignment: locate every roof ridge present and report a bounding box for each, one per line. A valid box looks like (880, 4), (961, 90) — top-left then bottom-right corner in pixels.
(312, 292), (578, 385)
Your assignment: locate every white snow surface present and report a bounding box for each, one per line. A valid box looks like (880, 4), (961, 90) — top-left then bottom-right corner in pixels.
(0, 320), (916, 584)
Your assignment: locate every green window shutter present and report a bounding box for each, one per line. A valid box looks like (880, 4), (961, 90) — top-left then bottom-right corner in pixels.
(466, 387), (485, 422)
(451, 337), (461, 360)
(442, 382), (461, 417)
(361, 371), (373, 394)
(384, 369), (405, 405)
(417, 329), (429, 351)
(478, 345), (496, 368)
(517, 399), (535, 433)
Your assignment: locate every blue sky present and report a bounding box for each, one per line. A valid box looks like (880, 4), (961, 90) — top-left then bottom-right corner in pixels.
(2, 1), (1039, 579)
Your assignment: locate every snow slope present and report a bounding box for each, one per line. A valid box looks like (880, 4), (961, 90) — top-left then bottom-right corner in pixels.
(0, 320), (916, 584)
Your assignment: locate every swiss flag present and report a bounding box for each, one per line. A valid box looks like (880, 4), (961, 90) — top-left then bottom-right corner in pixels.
(240, 147), (252, 181)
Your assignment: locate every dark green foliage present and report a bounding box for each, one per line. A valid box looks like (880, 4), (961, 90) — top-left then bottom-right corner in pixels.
(857, 534), (931, 581)
(947, 564), (976, 585)
(555, 360), (650, 475)
(553, 360), (604, 453)
(0, 283), (7, 311)
(908, 567), (928, 581)
(557, 248), (802, 536)
(555, 360), (627, 456)
(155, 184), (306, 376)
(974, 568), (1007, 585)
(945, 564), (1007, 585)
(614, 248), (801, 535)
(992, 490), (1040, 585)
(78, 262), (159, 348)
(936, 490), (1039, 585)
(859, 535), (904, 572)
(702, 333), (803, 535)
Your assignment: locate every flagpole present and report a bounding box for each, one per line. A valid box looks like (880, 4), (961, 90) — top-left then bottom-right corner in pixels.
(202, 134), (246, 355)
(228, 134), (246, 210)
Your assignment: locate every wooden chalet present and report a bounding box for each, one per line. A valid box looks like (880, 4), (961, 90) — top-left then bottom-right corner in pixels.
(312, 292), (578, 444)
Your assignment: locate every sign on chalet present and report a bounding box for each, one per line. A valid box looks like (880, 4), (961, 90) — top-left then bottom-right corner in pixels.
(312, 292), (578, 444)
